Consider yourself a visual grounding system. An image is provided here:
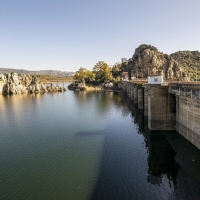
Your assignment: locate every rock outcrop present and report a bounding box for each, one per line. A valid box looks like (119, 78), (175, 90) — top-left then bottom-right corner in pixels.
(170, 51), (200, 81)
(0, 72), (66, 95)
(130, 44), (191, 81)
(68, 80), (86, 91)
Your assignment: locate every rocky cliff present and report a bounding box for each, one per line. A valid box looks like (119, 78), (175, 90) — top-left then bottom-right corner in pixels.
(130, 44), (200, 81)
(0, 72), (66, 95)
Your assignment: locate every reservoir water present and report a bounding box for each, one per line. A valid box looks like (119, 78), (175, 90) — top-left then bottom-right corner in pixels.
(1, 83), (200, 200)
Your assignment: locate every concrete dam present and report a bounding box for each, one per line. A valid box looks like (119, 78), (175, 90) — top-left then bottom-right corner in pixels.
(123, 81), (200, 150)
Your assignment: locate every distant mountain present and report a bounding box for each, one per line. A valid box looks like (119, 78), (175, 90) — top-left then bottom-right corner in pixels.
(0, 68), (75, 77)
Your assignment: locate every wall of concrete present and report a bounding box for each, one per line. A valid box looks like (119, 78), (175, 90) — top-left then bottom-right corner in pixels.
(138, 85), (144, 109)
(133, 84), (138, 104)
(169, 83), (200, 149)
(176, 96), (200, 149)
(144, 85), (148, 116)
(148, 85), (176, 130)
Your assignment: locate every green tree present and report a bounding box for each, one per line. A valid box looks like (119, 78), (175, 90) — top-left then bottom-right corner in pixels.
(112, 62), (122, 81)
(93, 61), (113, 82)
(73, 67), (87, 81)
(73, 67), (95, 83)
(85, 70), (95, 82)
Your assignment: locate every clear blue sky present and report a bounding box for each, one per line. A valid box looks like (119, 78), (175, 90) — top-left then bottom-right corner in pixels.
(1, 0), (200, 72)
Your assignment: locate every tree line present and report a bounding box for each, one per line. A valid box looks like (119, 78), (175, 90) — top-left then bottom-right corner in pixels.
(73, 61), (125, 84)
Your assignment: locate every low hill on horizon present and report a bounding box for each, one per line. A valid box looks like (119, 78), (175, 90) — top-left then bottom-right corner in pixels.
(0, 68), (75, 77)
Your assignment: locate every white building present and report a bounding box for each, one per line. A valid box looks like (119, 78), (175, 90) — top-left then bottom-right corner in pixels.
(148, 75), (163, 84)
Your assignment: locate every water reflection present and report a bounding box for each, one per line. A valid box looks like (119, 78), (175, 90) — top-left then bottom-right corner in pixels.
(73, 91), (131, 120)
(147, 132), (180, 186)
(89, 96), (200, 200)
(1, 91), (200, 200)
(130, 101), (200, 199)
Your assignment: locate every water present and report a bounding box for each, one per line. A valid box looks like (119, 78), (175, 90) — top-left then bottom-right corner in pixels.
(1, 83), (200, 200)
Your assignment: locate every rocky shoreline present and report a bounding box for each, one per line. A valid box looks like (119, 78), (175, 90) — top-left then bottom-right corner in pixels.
(68, 80), (122, 91)
(0, 72), (66, 95)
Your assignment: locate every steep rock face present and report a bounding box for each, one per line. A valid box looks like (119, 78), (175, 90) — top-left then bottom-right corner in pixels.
(131, 44), (189, 81)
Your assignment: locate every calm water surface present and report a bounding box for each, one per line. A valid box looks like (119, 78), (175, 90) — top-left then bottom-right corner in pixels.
(1, 83), (200, 200)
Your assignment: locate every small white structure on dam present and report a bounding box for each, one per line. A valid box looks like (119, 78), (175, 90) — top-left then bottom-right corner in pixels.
(148, 75), (163, 84)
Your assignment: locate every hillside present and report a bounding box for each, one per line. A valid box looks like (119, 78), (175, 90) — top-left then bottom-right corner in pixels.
(0, 68), (75, 77)
(129, 44), (200, 81)
(170, 51), (200, 81)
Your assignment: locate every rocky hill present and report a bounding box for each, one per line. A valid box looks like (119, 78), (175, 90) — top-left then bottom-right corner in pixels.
(170, 51), (200, 81)
(130, 44), (200, 81)
(0, 68), (74, 77)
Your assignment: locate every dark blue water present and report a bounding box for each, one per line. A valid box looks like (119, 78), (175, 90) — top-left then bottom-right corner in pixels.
(1, 84), (200, 200)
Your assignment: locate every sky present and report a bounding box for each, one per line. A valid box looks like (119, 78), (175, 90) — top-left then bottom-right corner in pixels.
(0, 0), (200, 72)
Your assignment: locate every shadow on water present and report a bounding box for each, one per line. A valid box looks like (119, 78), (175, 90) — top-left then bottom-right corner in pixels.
(147, 132), (180, 186)
(89, 131), (139, 199)
(89, 97), (200, 200)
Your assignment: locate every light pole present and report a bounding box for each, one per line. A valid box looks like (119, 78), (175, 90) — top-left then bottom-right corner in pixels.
(145, 64), (152, 77)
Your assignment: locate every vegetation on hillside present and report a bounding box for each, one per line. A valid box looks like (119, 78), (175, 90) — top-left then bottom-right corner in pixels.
(35, 74), (74, 83)
(170, 51), (200, 81)
(0, 68), (74, 77)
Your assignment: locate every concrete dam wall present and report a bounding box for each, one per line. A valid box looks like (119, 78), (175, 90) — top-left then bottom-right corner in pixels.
(124, 82), (200, 150)
(169, 84), (200, 149)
